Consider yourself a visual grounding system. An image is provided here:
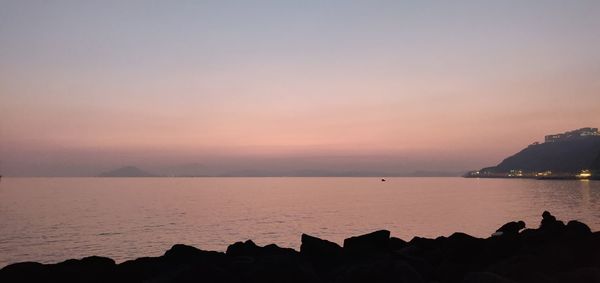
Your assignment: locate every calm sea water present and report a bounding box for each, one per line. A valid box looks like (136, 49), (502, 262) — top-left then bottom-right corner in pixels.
(0, 177), (599, 267)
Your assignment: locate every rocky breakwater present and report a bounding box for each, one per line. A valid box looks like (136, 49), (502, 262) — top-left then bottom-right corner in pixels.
(1, 211), (599, 283)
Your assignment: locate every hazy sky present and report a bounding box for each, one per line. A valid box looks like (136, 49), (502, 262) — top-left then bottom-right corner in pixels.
(1, 0), (599, 176)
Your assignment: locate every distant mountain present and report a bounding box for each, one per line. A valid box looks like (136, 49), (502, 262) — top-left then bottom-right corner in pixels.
(478, 136), (600, 174)
(98, 166), (158, 177)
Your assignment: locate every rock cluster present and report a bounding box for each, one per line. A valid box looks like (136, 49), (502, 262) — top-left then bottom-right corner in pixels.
(1, 211), (599, 282)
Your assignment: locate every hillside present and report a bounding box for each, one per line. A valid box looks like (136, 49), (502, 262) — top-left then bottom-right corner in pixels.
(480, 136), (600, 174)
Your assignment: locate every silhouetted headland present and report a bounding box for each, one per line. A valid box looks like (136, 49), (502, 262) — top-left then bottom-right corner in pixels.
(2, 211), (599, 283)
(465, 127), (600, 180)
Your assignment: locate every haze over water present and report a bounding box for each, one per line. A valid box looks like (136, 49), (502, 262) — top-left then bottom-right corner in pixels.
(1, 177), (599, 267)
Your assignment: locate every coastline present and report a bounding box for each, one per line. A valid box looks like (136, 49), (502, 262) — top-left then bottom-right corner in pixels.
(2, 211), (599, 283)
(463, 175), (600, 180)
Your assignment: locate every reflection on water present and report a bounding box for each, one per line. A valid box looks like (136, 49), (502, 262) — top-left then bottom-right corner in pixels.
(0, 177), (599, 267)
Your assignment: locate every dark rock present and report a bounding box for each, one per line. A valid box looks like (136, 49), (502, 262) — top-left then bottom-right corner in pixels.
(227, 240), (262, 257)
(301, 234), (343, 258)
(565, 220), (592, 236)
(556, 267), (600, 283)
(389, 237), (408, 252)
(262, 243), (298, 257)
(343, 230), (390, 256)
(405, 236), (444, 267)
(462, 272), (517, 283)
(484, 234), (524, 262)
(301, 234), (343, 273)
(442, 233), (485, 260)
(495, 221), (526, 236)
(163, 244), (224, 264)
(226, 240), (298, 259)
(0, 262), (47, 283)
(168, 264), (233, 283)
(435, 233), (486, 282)
(50, 256), (116, 282)
(486, 254), (555, 282)
(333, 260), (424, 283)
(117, 256), (164, 281)
(396, 254), (434, 282)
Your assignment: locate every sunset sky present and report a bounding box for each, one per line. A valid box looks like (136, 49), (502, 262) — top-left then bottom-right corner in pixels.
(1, 1), (599, 176)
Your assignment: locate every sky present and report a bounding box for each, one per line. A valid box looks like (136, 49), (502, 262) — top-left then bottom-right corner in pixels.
(1, 0), (599, 176)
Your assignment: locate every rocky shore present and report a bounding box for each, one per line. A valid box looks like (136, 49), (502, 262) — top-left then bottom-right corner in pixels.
(1, 211), (599, 283)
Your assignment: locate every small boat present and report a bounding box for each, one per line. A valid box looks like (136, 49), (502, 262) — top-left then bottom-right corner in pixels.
(381, 178), (386, 182)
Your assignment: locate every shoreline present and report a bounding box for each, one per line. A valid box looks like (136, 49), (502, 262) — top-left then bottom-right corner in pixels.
(463, 175), (600, 180)
(1, 211), (599, 283)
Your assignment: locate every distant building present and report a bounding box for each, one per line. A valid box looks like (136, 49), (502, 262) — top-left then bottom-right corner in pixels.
(544, 127), (599, 143)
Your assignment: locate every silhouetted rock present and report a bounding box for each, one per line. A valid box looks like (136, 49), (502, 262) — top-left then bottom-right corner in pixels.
(51, 256), (117, 282)
(462, 272), (516, 283)
(227, 240), (262, 257)
(163, 244), (224, 263)
(343, 230), (390, 256)
(333, 260), (424, 283)
(1, 211), (599, 283)
(556, 267), (600, 283)
(227, 240), (298, 260)
(300, 234), (343, 259)
(389, 237), (408, 252)
(495, 221), (525, 236)
(565, 220), (592, 236)
(0, 262), (47, 283)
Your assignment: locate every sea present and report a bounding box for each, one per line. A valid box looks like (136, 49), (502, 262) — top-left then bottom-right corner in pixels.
(0, 177), (599, 267)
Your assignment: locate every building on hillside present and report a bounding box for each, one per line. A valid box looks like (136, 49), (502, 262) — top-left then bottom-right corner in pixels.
(544, 127), (599, 143)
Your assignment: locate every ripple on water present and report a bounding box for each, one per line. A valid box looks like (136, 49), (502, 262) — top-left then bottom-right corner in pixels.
(0, 178), (599, 267)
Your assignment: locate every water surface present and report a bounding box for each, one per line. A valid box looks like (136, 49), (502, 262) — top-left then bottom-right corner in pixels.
(1, 177), (599, 267)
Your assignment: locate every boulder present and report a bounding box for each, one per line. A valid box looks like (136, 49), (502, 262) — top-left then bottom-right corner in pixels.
(227, 240), (262, 257)
(343, 230), (391, 256)
(565, 220), (592, 236)
(163, 244), (224, 264)
(556, 267), (600, 283)
(495, 221), (526, 236)
(49, 256), (117, 282)
(462, 272), (517, 283)
(301, 234), (343, 258)
(333, 260), (424, 283)
(0, 262), (47, 283)
(389, 237), (408, 252)
(117, 256), (164, 281)
(300, 234), (343, 272)
(262, 244), (298, 257)
(441, 232), (485, 262)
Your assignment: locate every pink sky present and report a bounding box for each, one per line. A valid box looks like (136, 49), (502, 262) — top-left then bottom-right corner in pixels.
(1, 1), (599, 176)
